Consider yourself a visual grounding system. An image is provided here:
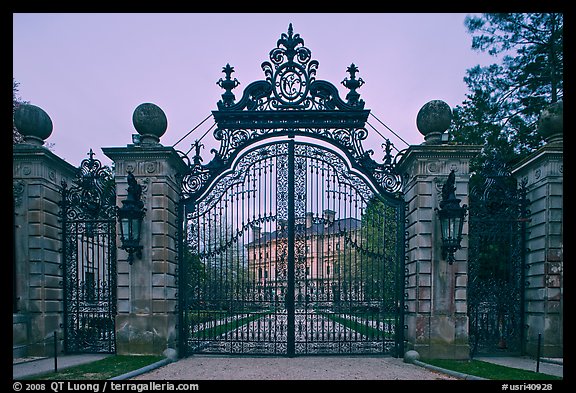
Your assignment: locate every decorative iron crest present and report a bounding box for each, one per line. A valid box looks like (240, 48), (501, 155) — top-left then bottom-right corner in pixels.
(182, 24), (403, 202)
(60, 149), (116, 221)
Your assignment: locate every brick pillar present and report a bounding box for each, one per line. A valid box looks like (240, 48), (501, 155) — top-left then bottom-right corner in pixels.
(13, 105), (77, 357)
(511, 102), (563, 358)
(397, 144), (480, 359)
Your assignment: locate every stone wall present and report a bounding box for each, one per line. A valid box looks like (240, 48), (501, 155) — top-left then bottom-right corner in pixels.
(397, 144), (481, 359)
(13, 144), (76, 357)
(512, 141), (563, 358)
(103, 144), (188, 356)
(13, 100), (563, 360)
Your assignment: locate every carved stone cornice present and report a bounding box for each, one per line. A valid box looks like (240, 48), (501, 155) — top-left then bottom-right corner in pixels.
(13, 144), (77, 186)
(102, 145), (189, 177)
(511, 142), (563, 188)
(396, 144), (482, 187)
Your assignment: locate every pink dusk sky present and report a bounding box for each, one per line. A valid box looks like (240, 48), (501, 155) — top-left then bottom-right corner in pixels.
(13, 13), (497, 167)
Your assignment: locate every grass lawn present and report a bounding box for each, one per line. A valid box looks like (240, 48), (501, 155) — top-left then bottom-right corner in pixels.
(320, 312), (394, 340)
(26, 355), (164, 380)
(192, 311), (272, 339)
(421, 358), (562, 380)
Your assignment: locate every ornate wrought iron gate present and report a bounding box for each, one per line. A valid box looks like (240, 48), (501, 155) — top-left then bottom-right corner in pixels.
(178, 25), (405, 356)
(60, 151), (117, 353)
(468, 158), (529, 356)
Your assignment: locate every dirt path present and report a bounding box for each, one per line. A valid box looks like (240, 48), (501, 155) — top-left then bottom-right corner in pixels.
(132, 355), (456, 380)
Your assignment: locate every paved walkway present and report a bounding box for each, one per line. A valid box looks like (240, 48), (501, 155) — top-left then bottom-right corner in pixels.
(476, 356), (563, 378)
(131, 355), (456, 380)
(13, 353), (563, 380)
(13, 354), (111, 380)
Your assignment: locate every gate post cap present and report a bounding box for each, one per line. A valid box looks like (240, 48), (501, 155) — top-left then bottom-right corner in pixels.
(538, 100), (563, 143)
(416, 100), (452, 144)
(133, 102), (168, 145)
(13, 104), (53, 146)
(403, 350), (421, 363)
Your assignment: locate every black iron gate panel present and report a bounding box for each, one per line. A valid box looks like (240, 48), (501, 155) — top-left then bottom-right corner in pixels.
(290, 143), (404, 355)
(60, 151), (117, 353)
(181, 140), (404, 356)
(177, 24), (405, 357)
(468, 158), (529, 357)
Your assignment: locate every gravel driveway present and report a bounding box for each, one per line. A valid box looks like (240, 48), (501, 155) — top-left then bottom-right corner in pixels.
(132, 355), (456, 380)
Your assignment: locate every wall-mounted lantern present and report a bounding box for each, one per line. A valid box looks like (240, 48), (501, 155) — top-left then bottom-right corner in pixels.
(435, 169), (467, 264)
(117, 171), (146, 264)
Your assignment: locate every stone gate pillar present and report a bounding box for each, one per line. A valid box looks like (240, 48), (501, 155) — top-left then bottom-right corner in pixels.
(13, 105), (77, 357)
(511, 101), (563, 358)
(103, 103), (188, 355)
(396, 100), (481, 359)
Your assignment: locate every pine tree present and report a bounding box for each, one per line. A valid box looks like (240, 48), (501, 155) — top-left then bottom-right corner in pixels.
(451, 13), (563, 165)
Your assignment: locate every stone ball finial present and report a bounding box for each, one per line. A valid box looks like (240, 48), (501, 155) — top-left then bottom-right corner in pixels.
(538, 100), (563, 143)
(13, 104), (53, 146)
(416, 100), (453, 144)
(132, 103), (167, 144)
(403, 350), (421, 364)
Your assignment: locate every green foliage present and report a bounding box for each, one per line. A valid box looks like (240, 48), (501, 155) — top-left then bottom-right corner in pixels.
(181, 217), (250, 313)
(190, 310), (272, 339)
(358, 197), (399, 309)
(319, 311), (395, 340)
(451, 13), (563, 168)
(13, 79), (27, 144)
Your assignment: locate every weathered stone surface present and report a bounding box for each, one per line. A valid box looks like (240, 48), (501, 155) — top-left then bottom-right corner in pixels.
(132, 103), (168, 140)
(537, 100), (563, 142)
(13, 104), (53, 144)
(416, 100), (452, 142)
(403, 350), (420, 363)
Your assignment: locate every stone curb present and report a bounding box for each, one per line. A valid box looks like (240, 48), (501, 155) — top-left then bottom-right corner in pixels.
(109, 358), (173, 380)
(413, 359), (487, 380)
(540, 358), (563, 365)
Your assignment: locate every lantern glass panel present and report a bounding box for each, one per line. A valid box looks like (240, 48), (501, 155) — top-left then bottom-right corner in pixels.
(132, 218), (141, 242)
(120, 217), (130, 242)
(449, 216), (458, 240)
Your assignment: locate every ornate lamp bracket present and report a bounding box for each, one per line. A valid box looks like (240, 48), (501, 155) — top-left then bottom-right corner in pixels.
(435, 170), (467, 264)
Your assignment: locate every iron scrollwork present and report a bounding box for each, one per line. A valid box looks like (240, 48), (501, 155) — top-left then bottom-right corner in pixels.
(467, 157), (530, 356)
(60, 149), (116, 222)
(179, 26), (406, 356)
(181, 24), (403, 202)
(59, 150), (117, 353)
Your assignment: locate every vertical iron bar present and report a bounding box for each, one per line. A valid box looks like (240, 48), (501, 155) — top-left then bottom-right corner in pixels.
(177, 200), (186, 357)
(60, 185), (68, 353)
(274, 155), (279, 354)
(536, 332), (542, 372)
(241, 175), (246, 351)
(53, 331), (58, 373)
(233, 182), (239, 350)
(287, 139), (296, 357)
(396, 198), (406, 357)
(13, 202), (18, 313)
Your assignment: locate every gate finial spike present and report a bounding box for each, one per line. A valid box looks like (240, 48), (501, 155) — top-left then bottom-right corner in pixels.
(217, 63), (240, 108)
(193, 140), (204, 165)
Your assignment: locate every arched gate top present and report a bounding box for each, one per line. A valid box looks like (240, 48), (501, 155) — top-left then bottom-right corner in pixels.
(181, 24), (404, 203)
